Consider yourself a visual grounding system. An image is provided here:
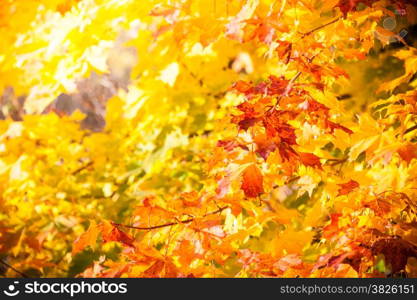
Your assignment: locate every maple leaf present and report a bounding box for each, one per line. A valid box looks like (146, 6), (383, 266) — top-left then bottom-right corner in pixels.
(398, 144), (417, 164)
(337, 180), (359, 196)
(254, 134), (279, 160)
(232, 101), (261, 130)
(324, 245), (372, 274)
(243, 18), (276, 44)
(299, 152), (322, 169)
(231, 80), (253, 94)
(371, 236), (417, 274)
(102, 222), (135, 248)
(241, 164), (264, 198)
(278, 143), (299, 162)
(179, 191), (202, 207)
(323, 213), (342, 239)
(173, 240), (200, 266)
(263, 110), (298, 143)
(267, 75), (291, 96)
(72, 221), (100, 255)
(276, 40), (292, 63)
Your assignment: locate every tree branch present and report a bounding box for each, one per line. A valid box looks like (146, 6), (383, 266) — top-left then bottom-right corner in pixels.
(112, 206), (228, 231)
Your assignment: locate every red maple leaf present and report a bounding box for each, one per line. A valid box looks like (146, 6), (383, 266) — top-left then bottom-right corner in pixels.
(241, 164), (264, 198)
(337, 180), (359, 196)
(299, 152), (322, 169)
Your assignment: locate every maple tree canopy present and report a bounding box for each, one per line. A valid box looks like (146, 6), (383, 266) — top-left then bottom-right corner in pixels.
(1, 0), (417, 278)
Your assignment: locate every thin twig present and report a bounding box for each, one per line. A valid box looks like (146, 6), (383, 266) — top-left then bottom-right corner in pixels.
(283, 71), (302, 97)
(404, 124), (417, 135)
(301, 17), (341, 38)
(112, 206), (228, 231)
(272, 53), (319, 110)
(0, 258), (29, 278)
(71, 161), (93, 175)
(286, 176), (301, 185)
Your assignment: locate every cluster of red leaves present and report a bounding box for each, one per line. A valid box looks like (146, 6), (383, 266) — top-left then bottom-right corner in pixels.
(218, 75), (352, 198)
(321, 192), (417, 275)
(231, 191), (417, 277)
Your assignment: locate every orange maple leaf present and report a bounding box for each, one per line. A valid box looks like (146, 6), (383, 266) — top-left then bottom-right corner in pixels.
(102, 221), (135, 248)
(72, 221), (100, 255)
(398, 143), (417, 164)
(337, 180), (359, 196)
(241, 164), (264, 198)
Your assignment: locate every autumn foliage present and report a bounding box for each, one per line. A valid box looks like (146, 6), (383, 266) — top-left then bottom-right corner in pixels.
(1, 0), (417, 278)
